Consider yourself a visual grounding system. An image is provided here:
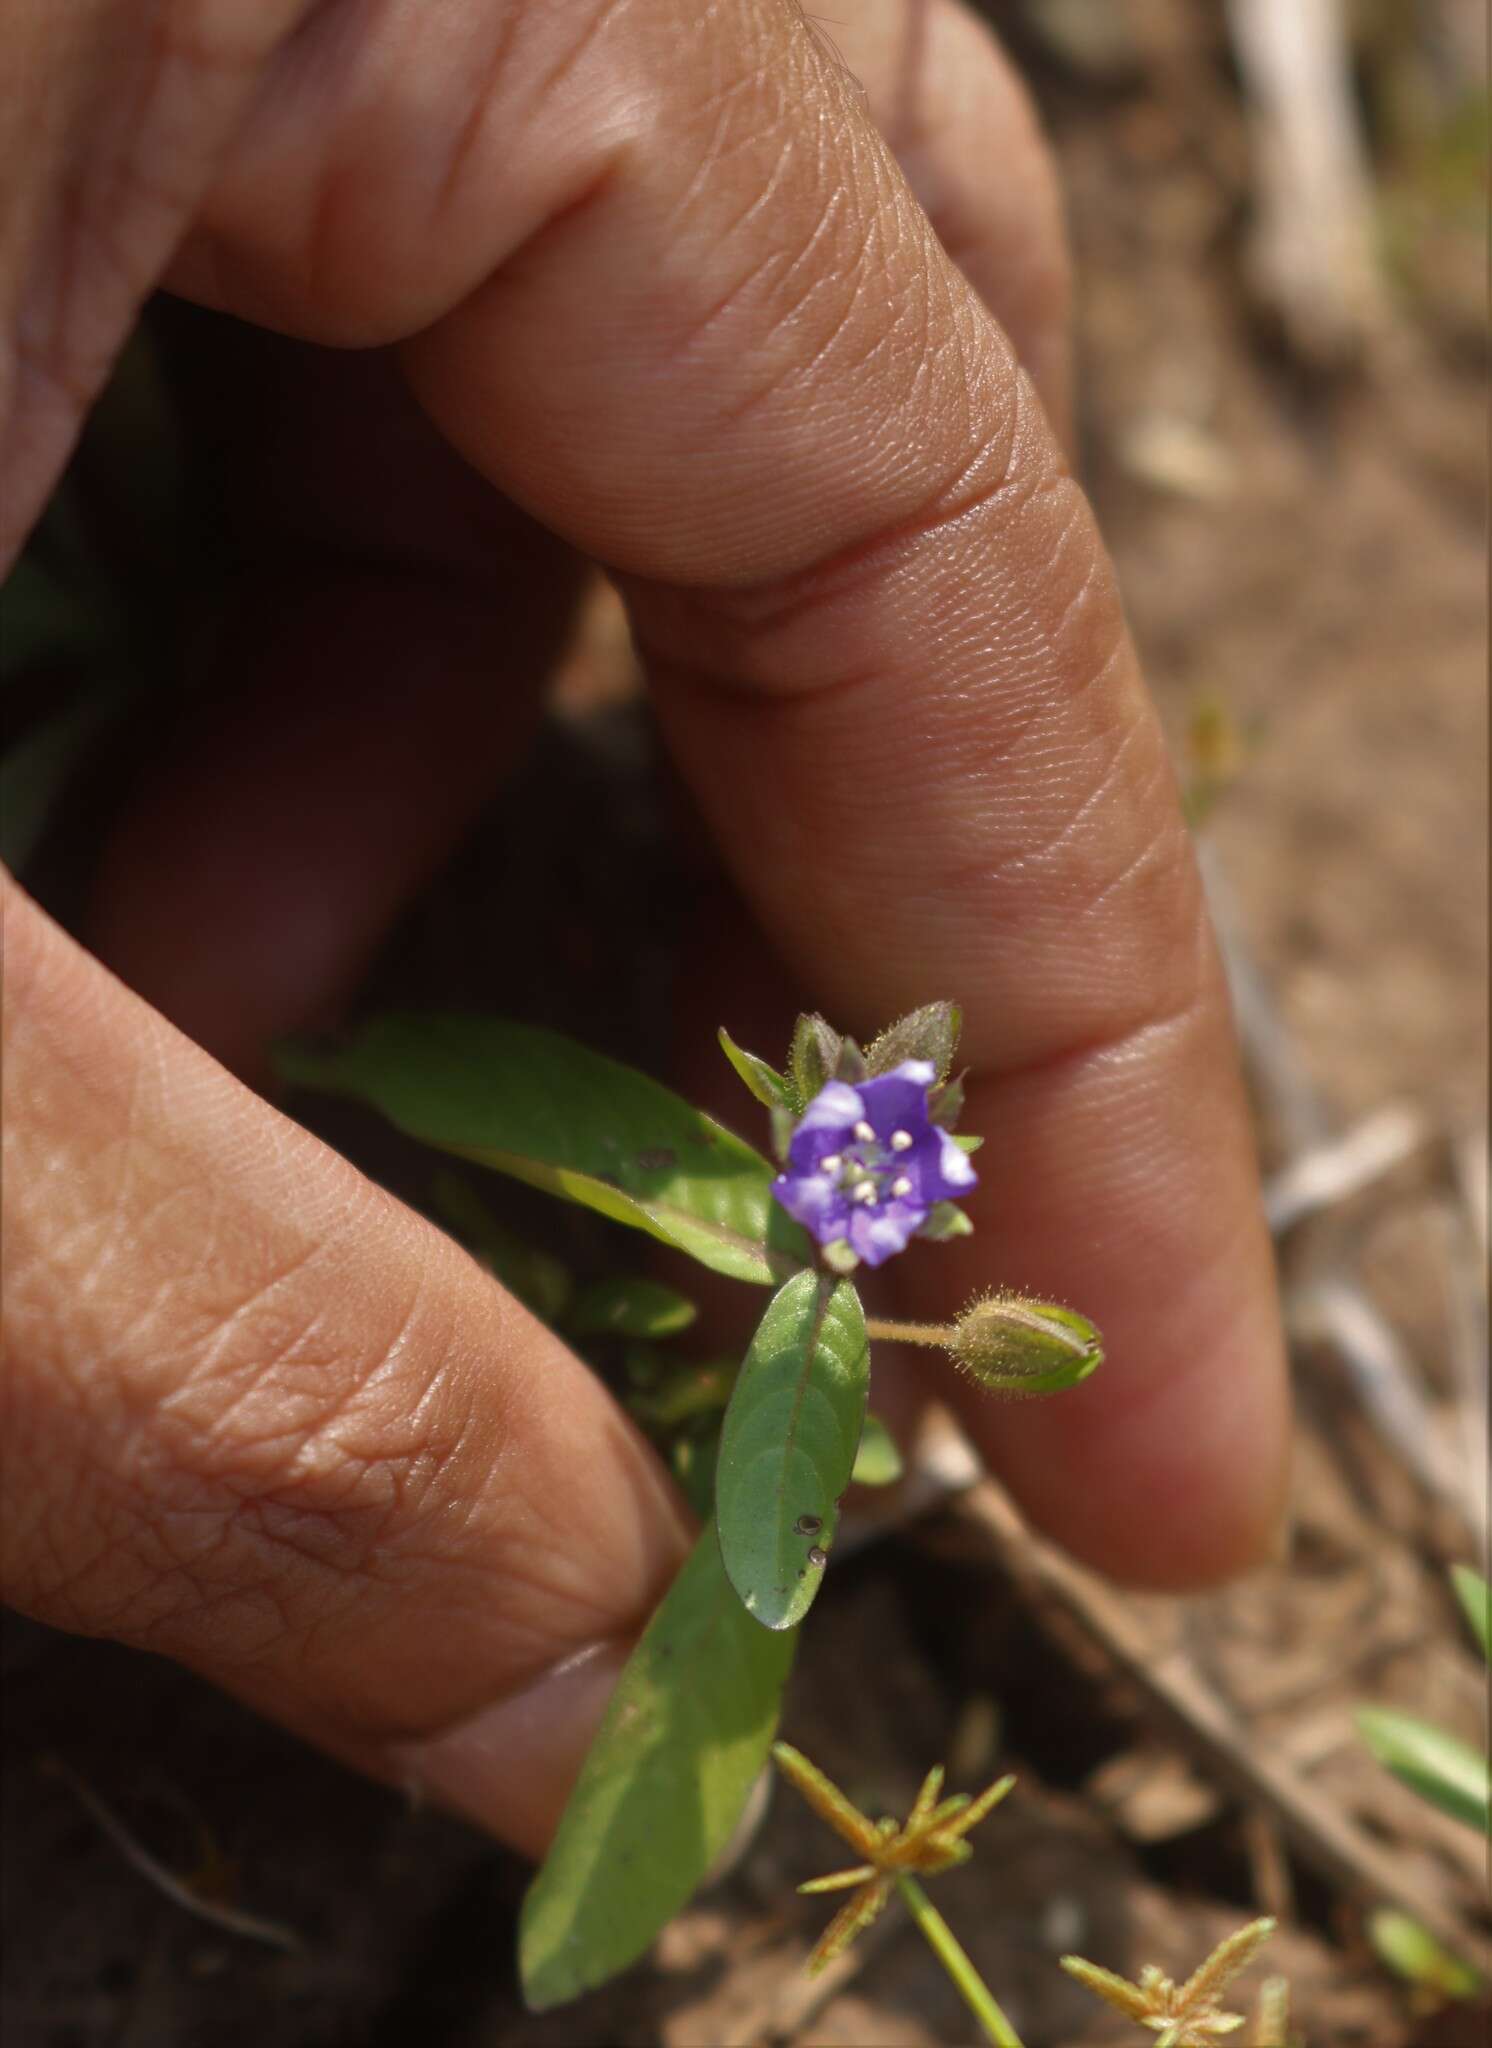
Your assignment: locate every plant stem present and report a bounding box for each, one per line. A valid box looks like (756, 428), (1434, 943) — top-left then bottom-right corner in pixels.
(863, 1315), (955, 1349)
(894, 1875), (1025, 2048)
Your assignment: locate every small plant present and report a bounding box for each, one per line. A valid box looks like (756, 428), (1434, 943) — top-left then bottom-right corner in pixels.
(1356, 1565), (1491, 1838)
(772, 1739), (1287, 2048)
(281, 1001), (1102, 2006)
(1062, 1918), (1286, 2047)
(1357, 1566), (1489, 2010)
(773, 1740), (1022, 2046)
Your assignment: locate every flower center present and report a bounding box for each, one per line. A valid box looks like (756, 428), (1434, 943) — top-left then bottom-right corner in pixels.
(818, 1128), (916, 1210)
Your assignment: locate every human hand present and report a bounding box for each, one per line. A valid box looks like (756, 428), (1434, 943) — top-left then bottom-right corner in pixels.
(2, 0), (1289, 1859)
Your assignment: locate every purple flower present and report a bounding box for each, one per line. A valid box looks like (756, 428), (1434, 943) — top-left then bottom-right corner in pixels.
(771, 1060), (977, 1268)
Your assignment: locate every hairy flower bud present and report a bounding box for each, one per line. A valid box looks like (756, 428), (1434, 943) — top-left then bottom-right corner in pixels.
(948, 1294), (1102, 1396)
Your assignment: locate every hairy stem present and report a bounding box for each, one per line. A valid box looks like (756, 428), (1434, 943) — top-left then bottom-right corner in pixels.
(863, 1316), (955, 1349)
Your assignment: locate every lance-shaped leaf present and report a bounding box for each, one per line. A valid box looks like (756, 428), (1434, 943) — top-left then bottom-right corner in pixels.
(519, 1530), (795, 2010)
(276, 1015), (810, 1286)
(1356, 1707), (1491, 1834)
(1451, 1565), (1491, 1666)
(715, 1271), (869, 1630)
(568, 1277), (697, 1340)
(850, 1412), (904, 1487)
(427, 1169), (573, 1325)
(1368, 1909), (1484, 2001)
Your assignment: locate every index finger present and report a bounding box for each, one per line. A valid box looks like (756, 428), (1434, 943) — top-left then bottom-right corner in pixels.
(161, 0), (1288, 1583)
(395, 8), (1286, 1585)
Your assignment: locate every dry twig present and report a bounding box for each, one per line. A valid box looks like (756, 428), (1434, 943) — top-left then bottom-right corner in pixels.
(1224, 0), (1389, 362)
(43, 1756), (303, 1953)
(951, 1481), (1492, 1980)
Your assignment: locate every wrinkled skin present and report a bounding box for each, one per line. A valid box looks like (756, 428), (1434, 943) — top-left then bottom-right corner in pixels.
(1, 0), (1288, 1858)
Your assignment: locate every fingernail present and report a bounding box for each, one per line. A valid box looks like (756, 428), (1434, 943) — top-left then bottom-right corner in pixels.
(390, 1640), (631, 1861)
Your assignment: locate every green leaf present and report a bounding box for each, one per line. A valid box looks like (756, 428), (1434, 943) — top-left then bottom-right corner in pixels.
(672, 1423), (723, 1519)
(569, 1277), (697, 1340)
(0, 557), (125, 684)
(628, 1361), (735, 1432)
(715, 1270), (869, 1631)
(1356, 1707), (1491, 1834)
(851, 1412), (904, 1487)
(1451, 1565), (1491, 1666)
(276, 1016), (810, 1287)
(519, 1530), (795, 2009)
(718, 1026), (791, 1112)
(867, 1001), (962, 1080)
(789, 1014), (841, 1109)
(0, 682), (128, 873)
(1368, 1909), (1483, 2000)
(427, 1169), (573, 1325)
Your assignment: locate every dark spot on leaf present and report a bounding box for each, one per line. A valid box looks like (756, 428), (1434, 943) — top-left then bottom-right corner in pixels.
(807, 1545), (827, 1568)
(793, 1514), (822, 1536)
(637, 1147), (677, 1172)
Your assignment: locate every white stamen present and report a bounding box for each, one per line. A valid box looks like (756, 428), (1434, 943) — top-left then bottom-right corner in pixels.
(890, 1129), (913, 1151)
(853, 1120), (876, 1144)
(853, 1181), (878, 1204)
(818, 1154), (841, 1176)
(891, 1175), (913, 1198)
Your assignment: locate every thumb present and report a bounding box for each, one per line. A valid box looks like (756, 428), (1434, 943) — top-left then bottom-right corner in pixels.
(0, 872), (691, 1857)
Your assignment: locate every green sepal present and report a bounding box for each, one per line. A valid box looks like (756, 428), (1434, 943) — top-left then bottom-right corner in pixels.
(820, 1239), (861, 1275)
(833, 1038), (868, 1085)
(927, 1073), (966, 1129)
(718, 1026), (793, 1112)
(866, 1001), (962, 1080)
(769, 1105), (797, 1163)
(790, 1013), (842, 1107)
(918, 1202), (974, 1241)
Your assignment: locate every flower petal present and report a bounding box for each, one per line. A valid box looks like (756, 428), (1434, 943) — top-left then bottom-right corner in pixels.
(847, 1200), (922, 1266)
(772, 1170), (851, 1244)
(786, 1080), (866, 1174)
(929, 1127), (979, 1196)
(793, 1080), (865, 1137)
(854, 1060), (937, 1139)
